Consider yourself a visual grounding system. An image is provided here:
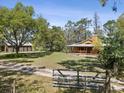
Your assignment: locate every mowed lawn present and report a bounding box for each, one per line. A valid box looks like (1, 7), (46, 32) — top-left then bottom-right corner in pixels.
(31, 52), (85, 69)
(0, 52), (124, 93)
(0, 52), (96, 93)
(0, 52), (86, 69)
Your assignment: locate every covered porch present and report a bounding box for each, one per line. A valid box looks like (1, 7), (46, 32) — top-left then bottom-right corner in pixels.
(67, 44), (98, 54)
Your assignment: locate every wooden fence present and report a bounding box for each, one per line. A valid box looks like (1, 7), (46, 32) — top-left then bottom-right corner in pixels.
(53, 69), (106, 92)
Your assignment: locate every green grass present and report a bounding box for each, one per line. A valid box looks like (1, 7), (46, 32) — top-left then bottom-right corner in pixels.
(0, 52), (87, 68)
(0, 51), (49, 59)
(0, 68), (57, 93)
(0, 52), (123, 93)
(0, 52), (98, 69)
(31, 52), (88, 69)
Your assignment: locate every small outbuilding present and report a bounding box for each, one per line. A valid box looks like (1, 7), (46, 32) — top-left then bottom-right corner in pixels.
(0, 42), (32, 52)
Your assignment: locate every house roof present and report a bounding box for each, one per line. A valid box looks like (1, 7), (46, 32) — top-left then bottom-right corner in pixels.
(80, 35), (99, 44)
(67, 35), (102, 47)
(67, 44), (94, 47)
(5, 42), (32, 46)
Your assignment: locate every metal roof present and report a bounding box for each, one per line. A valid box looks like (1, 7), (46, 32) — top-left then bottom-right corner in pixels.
(67, 44), (94, 47)
(5, 42), (32, 46)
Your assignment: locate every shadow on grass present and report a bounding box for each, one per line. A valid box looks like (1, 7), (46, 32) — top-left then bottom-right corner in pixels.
(111, 90), (124, 93)
(0, 68), (33, 78)
(58, 58), (103, 71)
(0, 68), (19, 77)
(0, 68), (46, 93)
(56, 88), (103, 93)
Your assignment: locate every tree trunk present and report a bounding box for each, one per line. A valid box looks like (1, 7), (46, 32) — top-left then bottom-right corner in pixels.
(104, 70), (111, 93)
(15, 46), (19, 55)
(113, 62), (118, 76)
(85, 30), (87, 40)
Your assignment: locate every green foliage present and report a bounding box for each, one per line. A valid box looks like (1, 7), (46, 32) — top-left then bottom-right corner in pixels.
(0, 2), (35, 54)
(33, 24), (66, 52)
(47, 26), (66, 51)
(75, 18), (92, 41)
(0, 51), (50, 59)
(103, 20), (116, 36)
(99, 14), (124, 77)
(64, 18), (92, 44)
(92, 36), (102, 51)
(33, 17), (49, 51)
(64, 20), (76, 44)
(97, 15), (124, 93)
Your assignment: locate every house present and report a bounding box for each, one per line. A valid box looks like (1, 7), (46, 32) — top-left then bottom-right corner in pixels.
(67, 35), (102, 54)
(0, 42), (33, 52)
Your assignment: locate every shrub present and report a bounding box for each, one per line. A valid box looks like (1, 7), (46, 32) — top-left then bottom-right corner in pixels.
(0, 51), (51, 59)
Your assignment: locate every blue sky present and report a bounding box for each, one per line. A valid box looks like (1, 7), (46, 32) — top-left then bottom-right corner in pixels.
(0, 0), (124, 27)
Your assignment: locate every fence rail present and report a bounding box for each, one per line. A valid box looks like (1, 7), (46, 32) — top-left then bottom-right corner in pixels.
(53, 69), (106, 91)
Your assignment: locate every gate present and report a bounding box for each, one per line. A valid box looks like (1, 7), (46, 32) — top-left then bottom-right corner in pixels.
(53, 69), (106, 92)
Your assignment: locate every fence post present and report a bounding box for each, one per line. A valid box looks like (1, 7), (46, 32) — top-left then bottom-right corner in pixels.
(83, 76), (86, 93)
(77, 70), (80, 86)
(104, 70), (111, 93)
(12, 79), (16, 93)
(53, 69), (54, 77)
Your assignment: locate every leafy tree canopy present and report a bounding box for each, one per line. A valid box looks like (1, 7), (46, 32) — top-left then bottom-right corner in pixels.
(99, 13), (124, 77)
(0, 2), (35, 54)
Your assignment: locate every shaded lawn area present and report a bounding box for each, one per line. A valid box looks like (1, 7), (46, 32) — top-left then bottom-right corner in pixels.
(0, 68), (57, 93)
(0, 51), (50, 59)
(0, 52), (98, 69)
(0, 52), (123, 93)
(0, 69), (123, 93)
(31, 52), (93, 69)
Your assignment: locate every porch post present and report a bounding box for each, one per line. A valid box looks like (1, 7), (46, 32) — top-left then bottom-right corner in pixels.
(86, 47), (88, 54)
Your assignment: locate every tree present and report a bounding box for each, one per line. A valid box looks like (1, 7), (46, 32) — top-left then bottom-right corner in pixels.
(47, 26), (66, 51)
(93, 12), (99, 33)
(116, 14), (124, 72)
(75, 18), (91, 42)
(98, 14), (124, 93)
(0, 32), (4, 52)
(103, 20), (116, 36)
(33, 17), (49, 51)
(33, 25), (66, 52)
(93, 12), (103, 37)
(64, 19), (92, 44)
(0, 3), (35, 54)
(64, 20), (76, 44)
(117, 13), (124, 40)
(92, 36), (102, 52)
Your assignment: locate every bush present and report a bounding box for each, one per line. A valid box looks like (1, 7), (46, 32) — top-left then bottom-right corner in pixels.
(0, 51), (51, 59)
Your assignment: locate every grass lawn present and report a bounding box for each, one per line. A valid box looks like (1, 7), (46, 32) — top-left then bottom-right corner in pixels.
(0, 52), (123, 93)
(0, 68), (57, 93)
(31, 52), (86, 69)
(1, 74), (123, 93)
(16, 75), (57, 93)
(0, 52), (87, 69)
